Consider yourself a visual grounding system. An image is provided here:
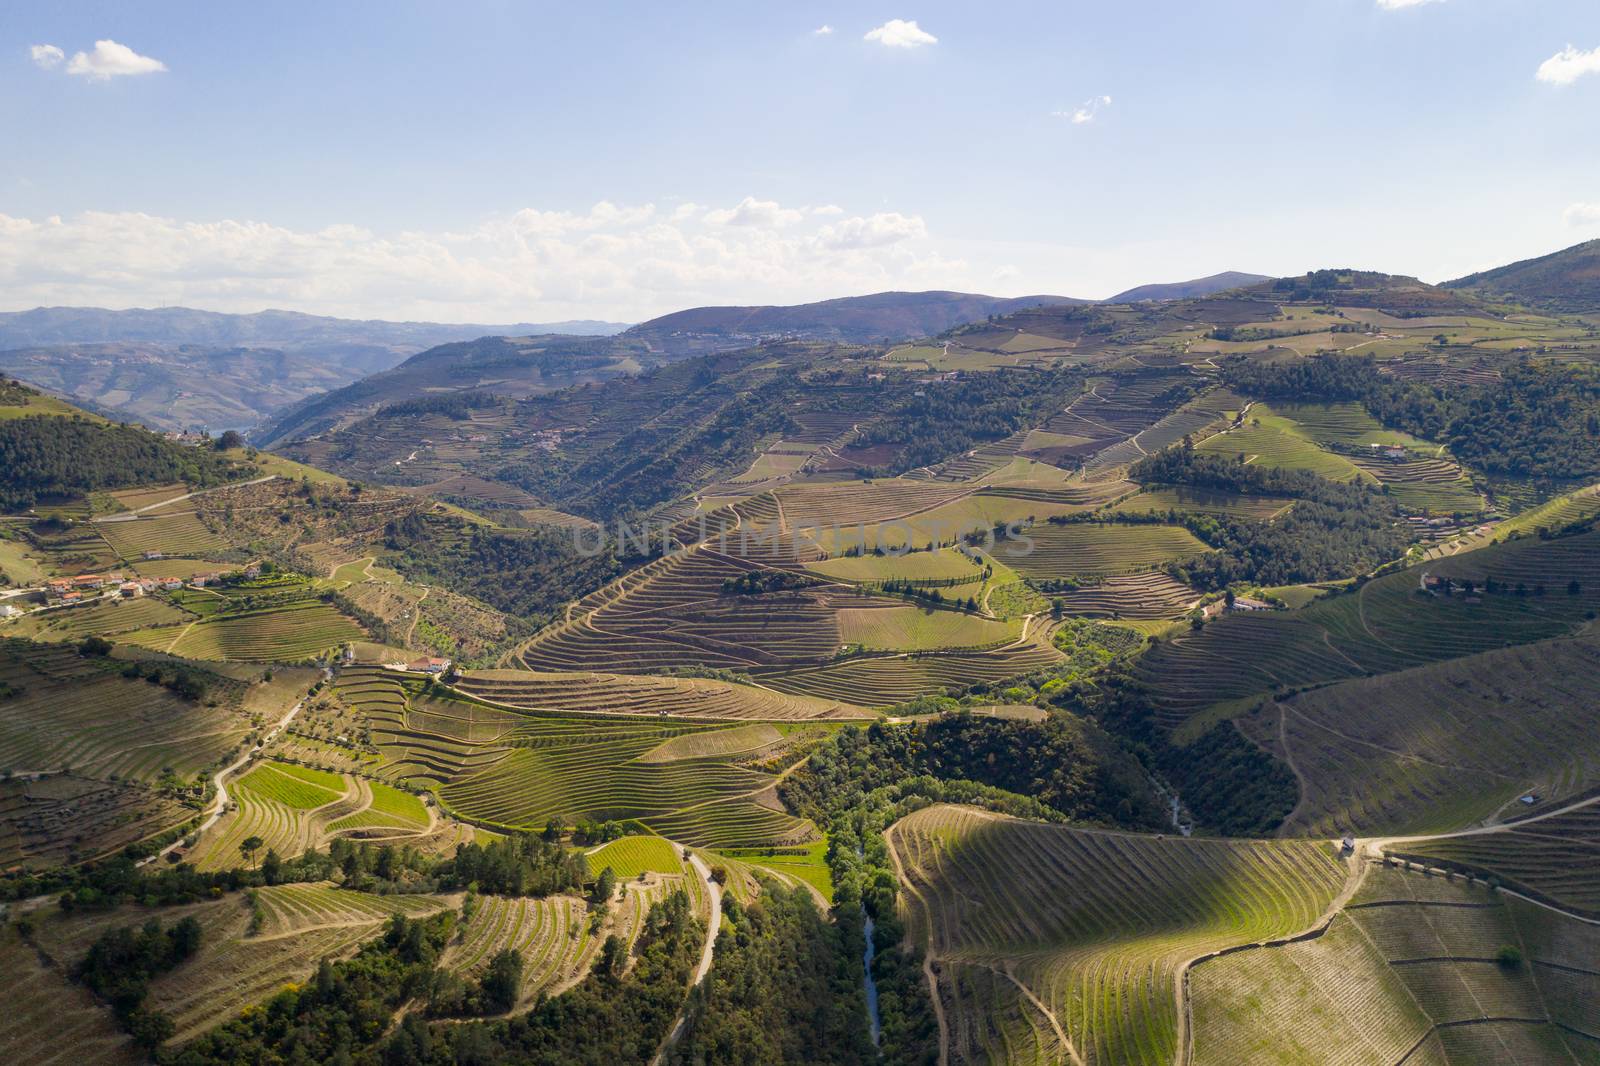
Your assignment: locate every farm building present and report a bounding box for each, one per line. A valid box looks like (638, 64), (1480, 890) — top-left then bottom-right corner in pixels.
(406, 656), (452, 674)
(118, 582), (145, 598)
(0, 604), (22, 620)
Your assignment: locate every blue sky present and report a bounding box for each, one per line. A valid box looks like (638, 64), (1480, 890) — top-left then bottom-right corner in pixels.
(2, 1), (1599, 322)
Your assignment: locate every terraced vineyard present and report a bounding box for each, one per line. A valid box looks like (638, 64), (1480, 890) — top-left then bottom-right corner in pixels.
(756, 629), (1063, 706)
(441, 893), (601, 1009)
(585, 833), (684, 877)
(128, 599), (366, 661)
(454, 667), (868, 721)
(1045, 571), (1199, 619)
(19, 882), (454, 1043)
(0, 639), (248, 784)
(1238, 631), (1600, 837)
(438, 715), (818, 847)
(1398, 802), (1600, 916)
(1348, 453), (1486, 514)
(0, 924), (138, 1065)
(990, 522), (1208, 580)
(1191, 864), (1599, 1065)
(187, 759), (441, 870)
(835, 605), (1019, 651)
(888, 803), (1347, 1066)
(12, 596), (192, 641)
(1138, 529), (1600, 728)
(1196, 415), (1368, 483)
(95, 511), (233, 560)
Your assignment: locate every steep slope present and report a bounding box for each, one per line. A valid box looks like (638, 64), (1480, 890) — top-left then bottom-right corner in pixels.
(1106, 270), (1271, 302)
(1444, 238), (1600, 312)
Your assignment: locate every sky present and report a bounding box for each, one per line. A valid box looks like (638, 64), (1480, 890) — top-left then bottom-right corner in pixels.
(2, 1), (1599, 324)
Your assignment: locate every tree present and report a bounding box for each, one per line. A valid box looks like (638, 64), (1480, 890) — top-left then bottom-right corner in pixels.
(592, 865), (616, 905)
(215, 430), (245, 451)
(239, 835), (264, 866)
(479, 949), (523, 1013)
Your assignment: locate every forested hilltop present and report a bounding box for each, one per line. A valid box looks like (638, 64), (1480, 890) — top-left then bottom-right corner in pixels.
(5, 253), (1600, 1065)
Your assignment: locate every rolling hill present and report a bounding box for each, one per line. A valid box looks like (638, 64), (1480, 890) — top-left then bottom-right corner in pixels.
(624, 289), (1085, 345)
(1444, 237), (1600, 313)
(1106, 270), (1270, 302)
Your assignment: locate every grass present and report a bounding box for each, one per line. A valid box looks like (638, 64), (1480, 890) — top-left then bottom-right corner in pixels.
(889, 803), (1346, 1066)
(586, 834), (684, 878)
(835, 605), (1018, 651)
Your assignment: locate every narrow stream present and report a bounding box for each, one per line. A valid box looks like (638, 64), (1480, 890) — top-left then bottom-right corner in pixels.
(858, 843), (882, 1045)
(863, 908), (882, 1045)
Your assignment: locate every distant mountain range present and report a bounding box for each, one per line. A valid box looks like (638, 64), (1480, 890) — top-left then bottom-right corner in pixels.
(0, 306), (627, 351)
(1444, 238), (1600, 314)
(1, 277), (1269, 437)
(0, 307), (630, 433)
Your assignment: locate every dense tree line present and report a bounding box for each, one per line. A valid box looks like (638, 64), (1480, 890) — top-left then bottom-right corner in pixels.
(781, 715), (1163, 832)
(377, 391), (503, 420)
(72, 915), (203, 1049)
(1223, 352), (1600, 479)
(1077, 672), (1298, 836)
(0, 414), (254, 510)
(669, 880), (873, 1065)
(1130, 445), (1410, 588)
(384, 511), (625, 622)
(855, 365), (1087, 475)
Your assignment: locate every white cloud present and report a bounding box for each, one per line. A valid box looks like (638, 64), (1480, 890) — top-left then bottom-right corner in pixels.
(64, 39), (167, 80)
(1565, 202), (1600, 229)
(864, 19), (937, 49)
(809, 204), (845, 216)
(1375, 0), (1445, 9)
(30, 44), (64, 69)
(814, 24), (834, 35)
(703, 196), (803, 228)
(0, 199), (958, 322)
(815, 212), (927, 249)
(1054, 95), (1112, 125)
(1536, 44), (1600, 86)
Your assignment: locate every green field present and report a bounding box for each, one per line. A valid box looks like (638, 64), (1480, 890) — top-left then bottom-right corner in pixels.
(835, 605), (1018, 651)
(586, 834), (684, 878)
(1196, 412), (1368, 483)
(805, 547), (987, 585)
(990, 522), (1208, 580)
